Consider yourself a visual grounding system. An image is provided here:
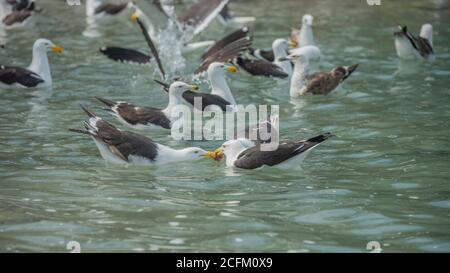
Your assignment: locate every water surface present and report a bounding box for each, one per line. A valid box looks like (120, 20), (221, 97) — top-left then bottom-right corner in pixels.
(0, 0), (450, 252)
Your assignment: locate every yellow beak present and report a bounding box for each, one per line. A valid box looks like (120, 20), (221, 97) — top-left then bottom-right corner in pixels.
(189, 85), (199, 92)
(288, 40), (298, 48)
(226, 65), (238, 73)
(51, 45), (64, 54)
(131, 12), (139, 22)
(204, 148), (224, 161)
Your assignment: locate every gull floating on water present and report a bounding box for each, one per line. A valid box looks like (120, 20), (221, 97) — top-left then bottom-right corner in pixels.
(290, 14), (315, 48)
(157, 62), (239, 112)
(69, 105), (218, 165)
(0, 38), (63, 89)
(95, 81), (198, 130)
(282, 52), (358, 97)
(211, 133), (334, 169)
(394, 24), (434, 60)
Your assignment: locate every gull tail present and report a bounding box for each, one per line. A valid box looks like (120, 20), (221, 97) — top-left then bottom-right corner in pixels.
(95, 97), (116, 108)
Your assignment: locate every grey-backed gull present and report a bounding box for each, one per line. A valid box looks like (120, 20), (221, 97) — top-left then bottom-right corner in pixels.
(249, 14), (318, 63)
(0, 39), (63, 89)
(156, 62), (238, 112)
(394, 25), (434, 60)
(95, 81), (198, 130)
(69, 105), (218, 165)
(282, 53), (358, 97)
(210, 133), (334, 169)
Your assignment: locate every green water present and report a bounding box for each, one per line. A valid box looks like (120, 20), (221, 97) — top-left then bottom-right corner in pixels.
(1, 0), (450, 252)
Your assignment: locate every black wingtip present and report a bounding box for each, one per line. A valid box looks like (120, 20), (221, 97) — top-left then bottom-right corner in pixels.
(307, 133), (335, 143)
(95, 96), (116, 108)
(154, 79), (170, 92)
(79, 104), (96, 118)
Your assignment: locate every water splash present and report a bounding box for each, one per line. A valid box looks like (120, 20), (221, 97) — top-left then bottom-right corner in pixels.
(157, 20), (186, 77)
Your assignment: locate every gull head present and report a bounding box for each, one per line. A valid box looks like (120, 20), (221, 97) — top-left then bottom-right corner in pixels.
(207, 62), (238, 77)
(168, 81), (198, 96)
(302, 14), (314, 26)
(183, 147), (210, 160)
(34, 39), (63, 54)
(273, 38), (290, 52)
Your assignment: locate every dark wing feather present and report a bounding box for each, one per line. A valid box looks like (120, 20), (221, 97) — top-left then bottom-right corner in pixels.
(305, 72), (340, 95)
(195, 36), (252, 74)
(219, 3), (232, 21)
(179, 0), (227, 26)
(2, 10), (32, 26)
(182, 91), (231, 111)
(414, 36), (433, 58)
(234, 133), (333, 169)
(235, 57), (288, 78)
(201, 27), (250, 60)
(0, 66), (44, 87)
(135, 17), (166, 79)
(115, 103), (171, 129)
(77, 109), (160, 162)
(99, 47), (152, 64)
(94, 3), (128, 15)
(259, 49), (275, 62)
(96, 124), (159, 162)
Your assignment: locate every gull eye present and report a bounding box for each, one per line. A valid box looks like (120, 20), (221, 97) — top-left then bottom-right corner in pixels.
(194, 150), (199, 154)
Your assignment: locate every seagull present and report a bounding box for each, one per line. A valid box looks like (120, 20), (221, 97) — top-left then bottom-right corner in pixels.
(249, 14), (319, 63)
(282, 53), (358, 97)
(156, 62), (238, 112)
(271, 38), (297, 76)
(210, 133), (334, 169)
(69, 105), (218, 165)
(394, 24), (434, 60)
(95, 81), (198, 130)
(290, 14), (315, 48)
(0, 38), (63, 89)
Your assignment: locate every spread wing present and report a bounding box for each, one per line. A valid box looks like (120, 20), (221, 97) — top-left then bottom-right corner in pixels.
(99, 47), (152, 65)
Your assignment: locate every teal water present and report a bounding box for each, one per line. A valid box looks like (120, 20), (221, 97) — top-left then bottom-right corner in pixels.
(0, 0), (450, 252)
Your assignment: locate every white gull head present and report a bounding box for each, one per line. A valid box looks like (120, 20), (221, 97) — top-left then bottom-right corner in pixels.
(220, 139), (255, 167)
(207, 62), (238, 106)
